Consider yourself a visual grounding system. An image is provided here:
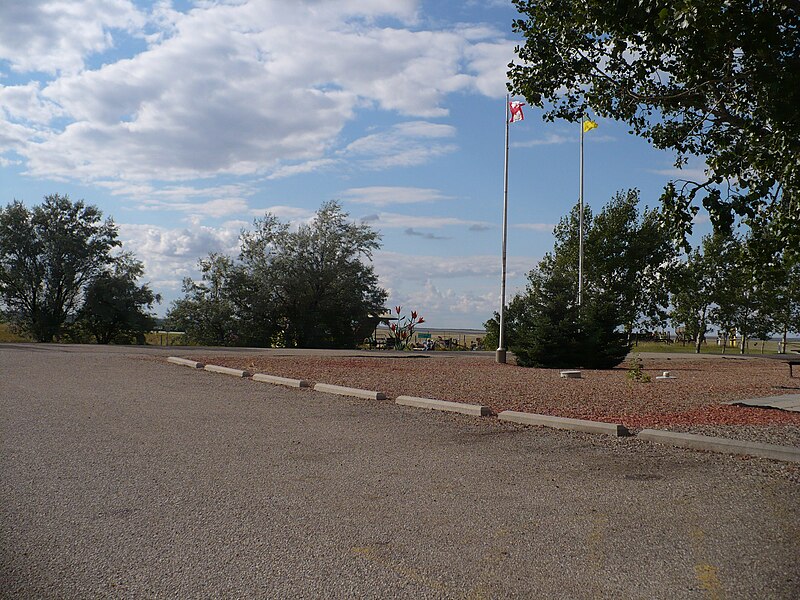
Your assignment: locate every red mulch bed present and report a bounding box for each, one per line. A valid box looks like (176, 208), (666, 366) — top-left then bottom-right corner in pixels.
(190, 353), (800, 431)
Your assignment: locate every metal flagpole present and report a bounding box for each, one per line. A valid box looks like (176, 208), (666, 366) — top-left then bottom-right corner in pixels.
(496, 96), (510, 364)
(578, 114), (585, 308)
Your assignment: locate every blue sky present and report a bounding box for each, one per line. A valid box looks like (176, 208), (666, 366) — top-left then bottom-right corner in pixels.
(0, 0), (710, 328)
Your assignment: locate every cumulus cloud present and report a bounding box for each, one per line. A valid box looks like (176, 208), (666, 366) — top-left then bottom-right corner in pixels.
(0, 0), (146, 75)
(118, 221), (241, 290)
(3, 1), (516, 184)
(374, 251), (535, 324)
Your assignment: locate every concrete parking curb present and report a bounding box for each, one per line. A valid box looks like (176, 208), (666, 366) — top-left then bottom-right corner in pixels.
(396, 395), (490, 417)
(204, 364), (251, 378)
(253, 373), (311, 388)
(313, 383), (386, 400)
(498, 411), (629, 437)
(167, 356), (204, 369)
(638, 429), (800, 463)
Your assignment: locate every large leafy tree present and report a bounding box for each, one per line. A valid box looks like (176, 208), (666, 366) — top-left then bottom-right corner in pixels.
(508, 1), (800, 247)
(78, 254), (161, 344)
(169, 201), (388, 348)
(0, 195), (120, 342)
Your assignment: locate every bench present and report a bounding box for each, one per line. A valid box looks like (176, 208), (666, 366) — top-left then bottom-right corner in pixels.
(788, 360), (800, 378)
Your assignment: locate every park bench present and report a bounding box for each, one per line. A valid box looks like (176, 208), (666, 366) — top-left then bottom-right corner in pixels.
(788, 359), (800, 378)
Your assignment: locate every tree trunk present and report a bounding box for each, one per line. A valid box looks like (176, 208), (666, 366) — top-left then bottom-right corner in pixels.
(694, 330), (703, 354)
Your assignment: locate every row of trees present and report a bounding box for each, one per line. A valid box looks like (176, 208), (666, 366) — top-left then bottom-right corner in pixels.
(0, 197), (388, 349)
(166, 201), (388, 348)
(0, 195), (159, 343)
(486, 190), (800, 368)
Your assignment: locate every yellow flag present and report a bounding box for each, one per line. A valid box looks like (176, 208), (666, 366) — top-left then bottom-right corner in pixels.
(583, 119), (598, 133)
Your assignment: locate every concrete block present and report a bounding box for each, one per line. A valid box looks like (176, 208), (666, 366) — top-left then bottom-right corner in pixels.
(253, 373), (311, 388)
(167, 356), (204, 369)
(560, 370), (582, 379)
(204, 364), (251, 378)
(313, 383), (386, 400)
(498, 411), (628, 436)
(396, 395), (490, 416)
(638, 429), (800, 463)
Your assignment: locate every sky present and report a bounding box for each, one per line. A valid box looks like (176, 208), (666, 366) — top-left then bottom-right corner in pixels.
(0, 0), (711, 329)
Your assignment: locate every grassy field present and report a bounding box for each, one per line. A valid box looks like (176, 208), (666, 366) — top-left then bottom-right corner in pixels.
(0, 323), (30, 342)
(632, 339), (800, 355)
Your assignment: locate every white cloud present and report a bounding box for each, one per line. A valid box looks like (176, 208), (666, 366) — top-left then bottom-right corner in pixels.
(0, 83), (65, 124)
(650, 166), (712, 182)
(463, 39), (518, 97)
(118, 221), (241, 290)
(4, 1), (516, 185)
(341, 186), (453, 207)
(374, 251), (535, 324)
(342, 121), (458, 169)
(0, 0), (146, 75)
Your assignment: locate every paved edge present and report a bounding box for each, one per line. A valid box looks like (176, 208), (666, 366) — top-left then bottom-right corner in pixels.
(204, 364), (252, 378)
(313, 383), (386, 400)
(638, 429), (800, 463)
(396, 395), (490, 417)
(253, 373), (311, 388)
(498, 411), (629, 437)
(167, 356), (204, 369)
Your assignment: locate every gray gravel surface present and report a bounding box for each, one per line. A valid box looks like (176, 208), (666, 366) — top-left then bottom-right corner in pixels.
(1, 344), (799, 599)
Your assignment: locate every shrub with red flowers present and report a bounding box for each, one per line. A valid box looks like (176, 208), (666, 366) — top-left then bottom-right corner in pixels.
(386, 305), (424, 350)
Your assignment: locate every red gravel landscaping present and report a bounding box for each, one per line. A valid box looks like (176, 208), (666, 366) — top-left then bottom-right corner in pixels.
(191, 352), (800, 437)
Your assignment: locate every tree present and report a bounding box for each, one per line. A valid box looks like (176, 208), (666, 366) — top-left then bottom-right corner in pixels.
(739, 209), (800, 353)
(710, 231), (775, 354)
(78, 254), (161, 344)
(167, 254), (246, 346)
(670, 233), (729, 353)
(485, 192), (671, 368)
(240, 201), (388, 348)
(510, 260), (629, 369)
(582, 190), (676, 336)
(0, 195), (120, 342)
(508, 1), (800, 246)
(169, 202), (388, 348)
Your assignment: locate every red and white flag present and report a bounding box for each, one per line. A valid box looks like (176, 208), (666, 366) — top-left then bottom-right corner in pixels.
(509, 100), (525, 123)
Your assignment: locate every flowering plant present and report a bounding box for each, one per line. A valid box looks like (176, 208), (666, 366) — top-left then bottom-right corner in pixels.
(386, 305), (424, 350)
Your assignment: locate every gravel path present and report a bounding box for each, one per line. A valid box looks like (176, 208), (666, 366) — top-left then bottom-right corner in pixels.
(191, 352), (800, 447)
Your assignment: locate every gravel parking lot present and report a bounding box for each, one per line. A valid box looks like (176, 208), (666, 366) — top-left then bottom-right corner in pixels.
(2, 344), (799, 598)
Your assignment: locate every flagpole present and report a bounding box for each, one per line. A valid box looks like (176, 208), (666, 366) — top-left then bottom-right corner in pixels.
(497, 96), (510, 364)
(578, 114), (585, 308)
